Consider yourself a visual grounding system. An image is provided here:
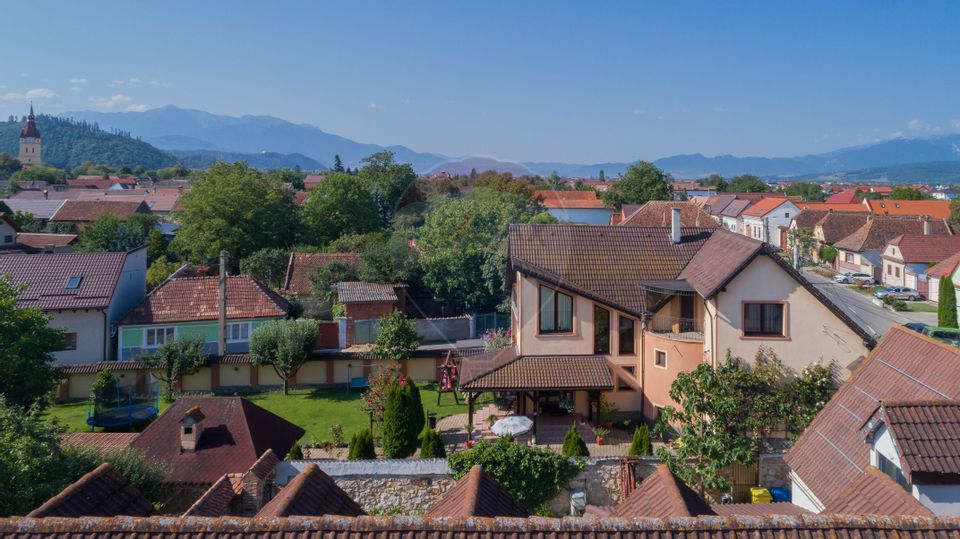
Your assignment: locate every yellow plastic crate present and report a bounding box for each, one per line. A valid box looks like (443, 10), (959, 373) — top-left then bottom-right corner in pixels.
(750, 487), (772, 503)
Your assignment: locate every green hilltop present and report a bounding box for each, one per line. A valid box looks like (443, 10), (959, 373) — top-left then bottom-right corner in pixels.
(0, 114), (176, 170)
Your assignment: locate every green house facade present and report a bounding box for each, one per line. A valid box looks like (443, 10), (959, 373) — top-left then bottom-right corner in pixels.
(118, 317), (278, 360)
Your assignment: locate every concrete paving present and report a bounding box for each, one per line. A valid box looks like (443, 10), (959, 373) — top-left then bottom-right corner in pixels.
(801, 268), (937, 337)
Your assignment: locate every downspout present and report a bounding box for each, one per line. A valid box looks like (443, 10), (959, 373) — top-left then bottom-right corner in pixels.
(640, 314), (647, 418)
(103, 310), (110, 361)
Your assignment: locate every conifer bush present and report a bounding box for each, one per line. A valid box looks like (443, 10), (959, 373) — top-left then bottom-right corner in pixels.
(348, 428), (376, 460)
(561, 423), (590, 457)
(419, 428), (447, 458)
(628, 423), (653, 456)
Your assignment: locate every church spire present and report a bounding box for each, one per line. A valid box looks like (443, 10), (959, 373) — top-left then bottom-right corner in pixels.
(28, 102), (34, 119)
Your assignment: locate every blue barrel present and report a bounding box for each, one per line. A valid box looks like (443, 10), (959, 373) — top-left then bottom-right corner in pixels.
(768, 487), (790, 503)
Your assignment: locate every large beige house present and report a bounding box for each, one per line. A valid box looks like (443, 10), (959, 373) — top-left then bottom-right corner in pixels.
(460, 209), (875, 425)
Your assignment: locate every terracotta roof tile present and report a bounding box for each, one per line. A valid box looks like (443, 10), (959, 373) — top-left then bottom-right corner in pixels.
(51, 200), (150, 222)
(59, 433), (139, 452)
(791, 209), (829, 231)
(182, 475), (241, 517)
(613, 465), (715, 518)
(742, 197), (791, 217)
(886, 234), (960, 263)
(4, 514), (960, 538)
(15, 232), (78, 248)
(460, 354), (614, 391)
(865, 199), (951, 219)
(823, 466), (933, 516)
(678, 229), (763, 298)
(815, 212), (871, 244)
(283, 253), (360, 296)
(709, 502), (811, 516)
(120, 276), (289, 325)
(720, 199), (752, 218)
(27, 463), (154, 518)
(785, 327), (960, 509)
(834, 217), (956, 252)
(334, 281), (398, 304)
(534, 190), (607, 209)
(826, 190), (859, 204)
(0, 251), (135, 310)
(256, 464), (364, 517)
(425, 465), (530, 518)
(926, 250), (960, 278)
(620, 201), (717, 228)
(509, 224), (713, 316)
(130, 397), (305, 485)
(880, 400), (960, 482)
(795, 202), (869, 213)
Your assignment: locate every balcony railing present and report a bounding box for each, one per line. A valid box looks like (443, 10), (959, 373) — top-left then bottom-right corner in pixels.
(647, 316), (704, 342)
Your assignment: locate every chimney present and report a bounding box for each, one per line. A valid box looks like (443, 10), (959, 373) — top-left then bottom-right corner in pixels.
(923, 218), (931, 236)
(219, 250), (228, 356)
(671, 207), (682, 244)
(42, 189), (48, 200)
(180, 406), (205, 451)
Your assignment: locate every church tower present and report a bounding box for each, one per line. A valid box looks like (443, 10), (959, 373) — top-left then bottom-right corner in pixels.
(18, 104), (42, 167)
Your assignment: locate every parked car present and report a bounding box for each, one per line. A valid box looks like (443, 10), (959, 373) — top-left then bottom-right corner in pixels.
(834, 272), (874, 284)
(874, 287), (923, 301)
(923, 326), (960, 346)
(903, 322), (928, 334)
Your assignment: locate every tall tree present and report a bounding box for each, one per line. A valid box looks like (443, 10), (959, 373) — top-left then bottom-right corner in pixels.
(784, 182), (826, 201)
(597, 169), (605, 181)
(309, 260), (360, 304)
(373, 311), (420, 362)
(700, 174), (728, 192)
(140, 336), (207, 401)
(939, 274), (958, 328)
(357, 151), (418, 222)
(250, 319), (319, 395)
(299, 172), (381, 246)
(889, 187), (933, 200)
(600, 161), (672, 209)
(0, 277), (65, 410)
(728, 174), (767, 192)
(75, 213), (159, 256)
(333, 155), (345, 173)
(239, 248), (289, 289)
(172, 162), (298, 266)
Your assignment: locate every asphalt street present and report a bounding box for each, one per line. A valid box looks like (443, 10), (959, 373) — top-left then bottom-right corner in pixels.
(801, 268), (937, 338)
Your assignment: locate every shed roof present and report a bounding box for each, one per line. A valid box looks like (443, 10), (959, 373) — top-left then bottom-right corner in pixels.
(256, 464), (364, 517)
(424, 465), (529, 518)
(120, 275), (289, 325)
(27, 463), (153, 518)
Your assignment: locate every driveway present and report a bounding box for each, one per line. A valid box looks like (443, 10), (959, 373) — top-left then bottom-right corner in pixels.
(801, 268), (937, 337)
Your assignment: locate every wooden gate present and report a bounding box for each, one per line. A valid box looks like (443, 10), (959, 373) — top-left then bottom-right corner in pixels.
(729, 461), (759, 502)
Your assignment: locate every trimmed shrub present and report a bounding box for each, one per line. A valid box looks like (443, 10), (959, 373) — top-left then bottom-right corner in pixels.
(381, 383), (419, 458)
(408, 380), (425, 435)
(819, 245), (837, 263)
(939, 275), (958, 328)
(561, 424), (589, 457)
(628, 424), (653, 456)
(348, 428), (376, 460)
(419, 428), (446, 458)
(286, 440), (303, 460)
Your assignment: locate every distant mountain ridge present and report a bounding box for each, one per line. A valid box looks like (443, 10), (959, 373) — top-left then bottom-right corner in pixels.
(63, 106), (447, 172)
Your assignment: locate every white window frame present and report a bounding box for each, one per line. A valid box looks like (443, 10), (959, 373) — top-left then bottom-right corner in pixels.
(654, 348), (668, 369)
(144, 327), (176, 348)
(226, 322), (252, 343)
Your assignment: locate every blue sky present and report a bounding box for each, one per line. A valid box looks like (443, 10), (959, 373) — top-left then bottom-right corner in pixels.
(2, 1), (959, 163)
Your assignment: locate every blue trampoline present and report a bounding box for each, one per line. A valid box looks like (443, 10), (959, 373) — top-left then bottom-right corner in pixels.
(86, 378), (159, 430)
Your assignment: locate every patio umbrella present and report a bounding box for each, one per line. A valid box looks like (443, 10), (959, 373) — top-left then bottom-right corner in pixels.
(491, 415), (534, 436)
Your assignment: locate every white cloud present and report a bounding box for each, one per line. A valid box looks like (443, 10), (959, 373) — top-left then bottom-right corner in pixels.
(952, 119), (960, 130)
(0, 88), (59, 101)
(124, 103), (150, 112)
(69, 78), (88, 85)
(907, 118), (940, 133)
(89, 94), (134, 109)
(368, 102), (381, 109)
(632, 108), (646, 115)
(113, 77), (143, 87)
(814, 133), (830, 143)
(712, 106), (729, 113)
(112, 77), (172, 88)
(889, 131), (905, 139)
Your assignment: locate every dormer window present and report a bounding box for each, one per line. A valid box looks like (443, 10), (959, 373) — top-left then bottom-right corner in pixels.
(65, 276), (82, 289)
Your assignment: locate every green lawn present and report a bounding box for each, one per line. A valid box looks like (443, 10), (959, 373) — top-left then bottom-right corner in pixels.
(44, 384), (468, 443)
(904, 302), (937, 313)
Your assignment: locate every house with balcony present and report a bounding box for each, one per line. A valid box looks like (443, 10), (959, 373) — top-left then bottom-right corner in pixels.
(458, 209), (875, 428)
(116, 275), (290, 360)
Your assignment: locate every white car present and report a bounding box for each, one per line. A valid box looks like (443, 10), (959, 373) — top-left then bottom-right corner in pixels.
(835, 272), (874, 284)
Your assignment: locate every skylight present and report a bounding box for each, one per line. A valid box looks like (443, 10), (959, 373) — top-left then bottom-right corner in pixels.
(65, 276), (82, 289)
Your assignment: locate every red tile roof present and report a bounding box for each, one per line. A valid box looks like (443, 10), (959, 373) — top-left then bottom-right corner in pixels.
(27, 463), (154, 518)
(425, 465), (530, 518)
(677, 229), (764, 299)
(130, 397), (305, 485)
(533, 190), (607, 209)
(822, 466), (933, 516)
(59, 433), (139, 452)
(460, 354), (614, 391)
(613, 465), (715, 518)
(865, 199), (951, 219)
(926, 250), (960, 278)
(826, 190), (859, 204)
(303, 174), (325, 189)
(815, 212), (872, 244)
(184, 450), (280, 517)
(885, 234), (960, 264)
(620, 201), (717, 228)
(120, 276), (289, 325)
(720, 199), (752, 218)
(5, 514), (960, 538)
(709, 502), (811, 516)
(51, 200), (150, 222)
(784, 326), (960, 509)
(15, 232), (78, 248)
(282, 253), (361, 296)
(795, 202), (869, 212)
(334, 281), (398, 304)
(879, 401), (960, 483)
(0, 250), (138, 310)
(741, 197), (792, 217)
(256, 464), (365, 517)
(834, 217), (956, 253)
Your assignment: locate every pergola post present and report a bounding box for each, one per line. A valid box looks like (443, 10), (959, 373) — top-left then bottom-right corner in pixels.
(467, 392), (475, 439)
(532, 390), (539, 439)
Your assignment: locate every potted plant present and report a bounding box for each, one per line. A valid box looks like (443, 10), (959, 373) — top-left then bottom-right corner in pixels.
(465, 423), (475, 448)
(593, 426), (610, 445)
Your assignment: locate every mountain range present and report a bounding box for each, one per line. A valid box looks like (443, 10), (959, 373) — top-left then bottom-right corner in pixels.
(61, 105), (960, 180)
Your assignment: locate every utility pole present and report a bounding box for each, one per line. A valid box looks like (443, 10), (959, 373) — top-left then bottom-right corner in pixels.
(219, 250), (228, 356)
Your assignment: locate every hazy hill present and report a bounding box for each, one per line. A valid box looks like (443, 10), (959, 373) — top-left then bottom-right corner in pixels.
(427, 156), (534, 176)
(65, 106), (448, 172)
(0, 115), (176, 170)
(787, 161), (960, 184)
(170, 150), (326, 170)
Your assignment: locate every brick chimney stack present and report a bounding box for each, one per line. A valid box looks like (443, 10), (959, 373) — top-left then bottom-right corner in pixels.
(180, 406), (205, 452)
